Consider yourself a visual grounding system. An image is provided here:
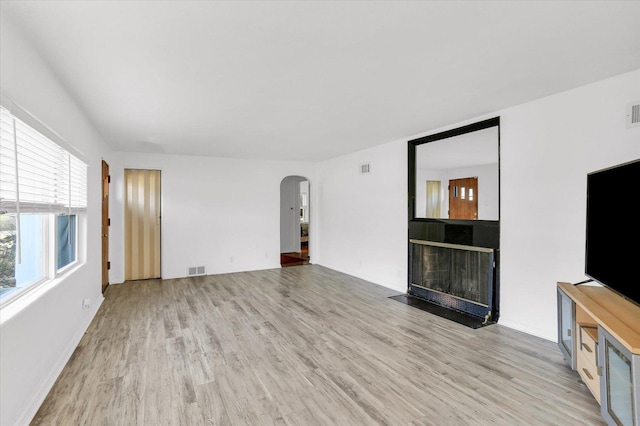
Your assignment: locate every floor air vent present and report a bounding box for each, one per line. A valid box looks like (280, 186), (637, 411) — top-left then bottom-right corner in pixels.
(188, 266), (206, 276)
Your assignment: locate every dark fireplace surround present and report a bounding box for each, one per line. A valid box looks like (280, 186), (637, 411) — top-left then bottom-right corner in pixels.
(407, 220), (499, 326)
(405, 117), (500, 327)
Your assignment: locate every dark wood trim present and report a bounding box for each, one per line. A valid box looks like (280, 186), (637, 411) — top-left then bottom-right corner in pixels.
(408, 116), (500, 222)
(101, 160), (110, 294)
(408, 116), (500, 146)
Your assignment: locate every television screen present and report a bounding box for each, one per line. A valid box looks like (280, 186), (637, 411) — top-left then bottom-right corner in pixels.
(585, 158), (640, 307)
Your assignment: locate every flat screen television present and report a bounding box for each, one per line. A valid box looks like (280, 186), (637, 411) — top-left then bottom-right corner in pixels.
(585, 158), (640, 307)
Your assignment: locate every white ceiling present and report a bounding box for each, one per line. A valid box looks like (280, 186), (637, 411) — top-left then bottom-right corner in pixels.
(2, 1), (639, 161)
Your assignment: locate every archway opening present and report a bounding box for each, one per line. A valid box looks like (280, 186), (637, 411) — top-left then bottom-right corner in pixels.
(280, 176), (310, 267)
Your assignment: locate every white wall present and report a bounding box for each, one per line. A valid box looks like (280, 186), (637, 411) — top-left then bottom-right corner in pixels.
(0, 15), (112, 426)
(498, 69), (640, 339)
(316, 140), (408, 292)
(109, 153), (316, 283)
(317, 69), (640, 340)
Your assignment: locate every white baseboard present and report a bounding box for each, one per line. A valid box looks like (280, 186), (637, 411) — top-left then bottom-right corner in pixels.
(498, 318), (556, 343)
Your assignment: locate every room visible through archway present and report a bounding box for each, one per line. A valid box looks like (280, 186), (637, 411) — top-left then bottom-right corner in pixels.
(280, 176), (310, 267)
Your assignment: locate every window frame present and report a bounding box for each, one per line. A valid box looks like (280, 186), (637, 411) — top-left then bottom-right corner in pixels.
(55, 214), (78, 273)
(0, 105), (87, 309)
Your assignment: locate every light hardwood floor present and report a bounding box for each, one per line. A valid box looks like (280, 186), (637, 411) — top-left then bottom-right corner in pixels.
(32, 265), (603, 425)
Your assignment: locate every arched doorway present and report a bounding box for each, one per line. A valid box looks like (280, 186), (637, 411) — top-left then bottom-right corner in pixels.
(280, 176), (310, 267)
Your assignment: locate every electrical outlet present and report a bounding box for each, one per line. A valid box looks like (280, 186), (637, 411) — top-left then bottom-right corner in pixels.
(82, 298), (91, 309)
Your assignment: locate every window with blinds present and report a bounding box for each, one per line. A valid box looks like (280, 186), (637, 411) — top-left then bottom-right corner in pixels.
(0, 106), (87, 214)
(0, 106), (88, 305)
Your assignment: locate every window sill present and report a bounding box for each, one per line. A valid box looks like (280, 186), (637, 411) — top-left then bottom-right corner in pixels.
(0, 262), (87, 324)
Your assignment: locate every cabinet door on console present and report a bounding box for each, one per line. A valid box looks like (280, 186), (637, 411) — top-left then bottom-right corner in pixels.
(557, 288), (577, 369)
(598, 326), (640, 426)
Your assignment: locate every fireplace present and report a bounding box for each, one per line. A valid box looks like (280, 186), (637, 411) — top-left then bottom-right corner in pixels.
(409, 239), (496, 323)
(405, 117), (501, 327)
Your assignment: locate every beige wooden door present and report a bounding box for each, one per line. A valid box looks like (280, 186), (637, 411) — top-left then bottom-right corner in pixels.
(425, 180), (441, 218)
(125, 169), (161, 280)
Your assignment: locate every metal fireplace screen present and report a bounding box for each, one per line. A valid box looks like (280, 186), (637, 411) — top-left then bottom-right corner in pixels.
(409, 240), (494, 318)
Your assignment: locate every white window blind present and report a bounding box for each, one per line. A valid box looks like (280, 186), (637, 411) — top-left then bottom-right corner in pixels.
(0, 106), (87, 214)
(69, 154), (87, 210)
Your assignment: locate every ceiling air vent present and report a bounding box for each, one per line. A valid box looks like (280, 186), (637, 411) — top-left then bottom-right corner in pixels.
(360, 163), (371, 174)
(627, 101), (640, 128)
